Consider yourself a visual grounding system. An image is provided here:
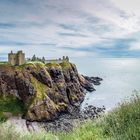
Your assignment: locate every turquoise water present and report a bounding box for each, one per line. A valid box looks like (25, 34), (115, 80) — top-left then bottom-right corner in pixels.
(72, 58), (140, 110)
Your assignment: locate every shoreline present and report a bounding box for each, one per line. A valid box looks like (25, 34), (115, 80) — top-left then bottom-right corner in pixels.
(6, 76), (105, 133)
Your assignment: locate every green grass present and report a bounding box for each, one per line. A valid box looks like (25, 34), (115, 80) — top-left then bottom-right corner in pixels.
(100, 93), (140, 140)
(0, 62), (8, 65)
(56, 94), (140, 140)
(0, 62), (9, 67)
(0, 93), (139, 140)
(15, 61), (45, 70)
(46, 62), (60, 68)
(0, 96), (25, 122)
(60, 61), (71, 70)
(0, 124), (57, 140)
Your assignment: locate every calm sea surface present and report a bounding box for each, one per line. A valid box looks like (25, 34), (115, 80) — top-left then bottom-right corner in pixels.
(1, 57), (140, 110)
(72, 58), (140, 110)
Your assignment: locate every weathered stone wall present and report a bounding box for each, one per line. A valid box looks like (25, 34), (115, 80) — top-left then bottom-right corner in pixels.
(8, 51), (25, 66)
(44, 56), (69, 64)
(8, 53), (17, 66)
(17, 52), (25, 65)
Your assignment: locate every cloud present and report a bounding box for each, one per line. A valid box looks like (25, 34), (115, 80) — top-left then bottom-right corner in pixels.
(0, 23), (17, 29)
(129, 42), (140, 50)
(0, 0), (140, 58)
(58, 33), (88, 38)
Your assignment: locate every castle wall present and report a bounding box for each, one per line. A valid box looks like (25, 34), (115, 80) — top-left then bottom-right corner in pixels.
(8, 51), (25, 66)
(8, 54), (17, 66)
(44, 57), (69, 64)
(17, 52), (25, 65)
(8, 51), (68, 66)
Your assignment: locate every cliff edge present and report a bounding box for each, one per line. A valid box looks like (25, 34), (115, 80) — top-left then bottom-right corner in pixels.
(0, 61), (95, 121)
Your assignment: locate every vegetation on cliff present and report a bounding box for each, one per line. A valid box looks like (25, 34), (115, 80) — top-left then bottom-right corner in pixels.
(59, 94), (140, 140)
(0, 95), (25, 122)
(0, 62), (139, 139)
(0, 93), (139, 140)
(0, 61), (94, 121)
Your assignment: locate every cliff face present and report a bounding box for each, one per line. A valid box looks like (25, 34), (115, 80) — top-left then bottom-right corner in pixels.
(0, 62), (94, 121)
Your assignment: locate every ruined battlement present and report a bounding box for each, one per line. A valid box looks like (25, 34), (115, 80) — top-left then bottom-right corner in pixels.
(44, 56), (69, 64)
(8, 50), (69, 65)
(8, 50), (25, 66)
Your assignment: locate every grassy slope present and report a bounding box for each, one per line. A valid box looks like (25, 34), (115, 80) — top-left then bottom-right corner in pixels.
(0, 94), (139, 140)
(57, 94), (140, 140)
(100, 94), (140, 140)
(0, 96), (26, 122)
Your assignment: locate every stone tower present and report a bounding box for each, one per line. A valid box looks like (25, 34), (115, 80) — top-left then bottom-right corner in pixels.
(8, 50), (25, 66)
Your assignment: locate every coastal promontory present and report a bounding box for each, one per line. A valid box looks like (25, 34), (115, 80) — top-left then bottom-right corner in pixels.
(0, 61), (95, 122)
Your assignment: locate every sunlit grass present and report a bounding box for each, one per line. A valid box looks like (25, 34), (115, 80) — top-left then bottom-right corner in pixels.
(0, 96), (25, 122)
(100, 93), (140, 140)
(0, 93), (139, 140)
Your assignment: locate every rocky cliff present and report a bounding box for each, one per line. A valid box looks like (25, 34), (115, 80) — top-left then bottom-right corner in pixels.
(0, 61), (95, 121)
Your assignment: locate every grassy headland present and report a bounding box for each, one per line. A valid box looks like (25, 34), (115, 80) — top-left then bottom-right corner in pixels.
(0, 93), (139, 140)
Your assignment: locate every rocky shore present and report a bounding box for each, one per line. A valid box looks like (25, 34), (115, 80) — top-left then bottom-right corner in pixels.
(23, 74), (104, 132)
(83, 76), (103, 86)
(26, 76), (104, 133)
(24, 104), (105, 132)
(0, 61), (104, 132)
(43, 105), (105, 132)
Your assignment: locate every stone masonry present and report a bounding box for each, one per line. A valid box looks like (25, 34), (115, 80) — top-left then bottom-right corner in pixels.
(8, 50), (25, 66)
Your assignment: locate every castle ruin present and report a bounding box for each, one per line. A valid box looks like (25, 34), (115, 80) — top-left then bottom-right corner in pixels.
(8, 50), (25, 66)
(8, 50), (69, 66)
(44, 56), (69, 64)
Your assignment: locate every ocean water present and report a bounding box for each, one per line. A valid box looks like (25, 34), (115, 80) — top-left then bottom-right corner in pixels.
(72, 58), (140, 110)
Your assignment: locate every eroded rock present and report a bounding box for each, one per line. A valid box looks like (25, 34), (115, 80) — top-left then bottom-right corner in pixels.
(0, 62), (99, 122)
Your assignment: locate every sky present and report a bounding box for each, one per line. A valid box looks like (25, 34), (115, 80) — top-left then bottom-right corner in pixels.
(0, 0), (140, 60)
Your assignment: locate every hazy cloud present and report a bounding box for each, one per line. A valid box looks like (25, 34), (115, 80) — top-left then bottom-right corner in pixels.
(0, 0), (140, 58)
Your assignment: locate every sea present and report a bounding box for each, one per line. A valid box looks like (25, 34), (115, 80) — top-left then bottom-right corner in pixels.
(1, 57), (140, 110)
(72, 58), (140, 110)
